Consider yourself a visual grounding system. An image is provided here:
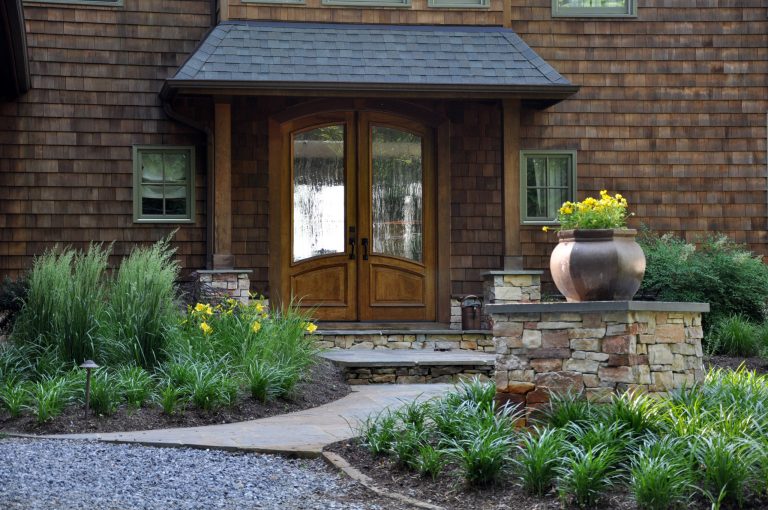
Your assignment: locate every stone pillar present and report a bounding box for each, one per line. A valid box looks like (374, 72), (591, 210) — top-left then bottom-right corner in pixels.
(488, 301), (708, 411)
(482, 270), (542, 304)
(194, 269), (252, 304)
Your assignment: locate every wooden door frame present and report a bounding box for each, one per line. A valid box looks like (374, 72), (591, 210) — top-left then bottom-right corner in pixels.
(268, 99), (451, 323)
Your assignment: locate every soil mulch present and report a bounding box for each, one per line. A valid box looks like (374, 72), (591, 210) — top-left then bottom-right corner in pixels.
(706, 355), (768, 374)
(325, 439), (637, 510)
(0, 359), (350, 435)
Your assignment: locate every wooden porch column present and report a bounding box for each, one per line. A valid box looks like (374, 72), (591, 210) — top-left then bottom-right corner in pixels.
(502, 98), (523, 270)
(213, 97), (234, 269)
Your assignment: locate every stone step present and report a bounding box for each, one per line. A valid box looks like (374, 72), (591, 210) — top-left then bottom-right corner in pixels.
(314, 328), (494, 352)
(319, 349), (496, 385)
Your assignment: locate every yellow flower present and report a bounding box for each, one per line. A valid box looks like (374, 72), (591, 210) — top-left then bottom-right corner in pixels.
(251, 321), (261, 334)
(541, 226), (549, 232)
(194, 303), (213, 316)
(194, 303), (206, 313)
(199, 322), (212, 335)
(305, 323), (318, 334)
(255, 303), (265, 313)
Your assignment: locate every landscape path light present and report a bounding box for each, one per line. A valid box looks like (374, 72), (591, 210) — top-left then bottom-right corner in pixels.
(79, 360), (99, 419)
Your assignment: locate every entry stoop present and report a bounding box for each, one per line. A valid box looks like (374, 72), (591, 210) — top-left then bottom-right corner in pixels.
(320, 349), (496, 385)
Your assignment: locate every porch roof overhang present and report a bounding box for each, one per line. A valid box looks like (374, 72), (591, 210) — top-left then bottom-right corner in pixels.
(161, 21), (578, 107)
(0, 0), (30, 101)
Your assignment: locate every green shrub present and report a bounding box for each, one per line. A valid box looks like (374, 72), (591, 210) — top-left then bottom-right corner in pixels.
(359, 409), (399, 456)
(177, 358), (238, 411)
(27, 374), (78, 423)
(157, 384), (183, 415)
(115, 365), (155, 408)
(447, 427), (514, 487)
(556, 445), (621, 508)
(245, 360), (296, 402)
(0, 342), (34, 385)
(707, 315), (760, 357)
(693, 434), (759, 507)
(513, 426), (564, 496)
(0, 275), (28, 334)
(638, 231), (768, 331)
(391, 426), (426, 469)
(0, 381), (30, 417)
(14, 245), (110, 364)
(88, 369), (121, 416)
(540, 391), (595, 428)
(105, 236), (179, 369)
(415, 444), (446, 481)
(629, 449), (693, 510)
(604, 390), (661, 436)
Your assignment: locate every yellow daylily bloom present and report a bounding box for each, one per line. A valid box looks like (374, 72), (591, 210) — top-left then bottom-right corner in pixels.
(200, 322), (212, 335)
(541, 226), (549, 232)
(255, 303), (265, 313)
(305, 323), (318, 334)
(251, 321), (261, 334)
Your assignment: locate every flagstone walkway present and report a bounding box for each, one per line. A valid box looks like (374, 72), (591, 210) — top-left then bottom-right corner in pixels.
(40, 384), (452, 457)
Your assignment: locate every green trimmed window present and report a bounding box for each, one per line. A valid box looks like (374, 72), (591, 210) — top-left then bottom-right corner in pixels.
(133, 146), (195, 223)
(428, 0), (489, 8)
(24, 0), (123, 6)
(520, 150), (576, 224)
(553, 0), (635, 17)
(321, 0), (410, 6)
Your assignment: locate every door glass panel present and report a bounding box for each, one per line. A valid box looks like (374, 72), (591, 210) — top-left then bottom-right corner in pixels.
(371, 126), (423, 262)
(292, 125), (346, 262)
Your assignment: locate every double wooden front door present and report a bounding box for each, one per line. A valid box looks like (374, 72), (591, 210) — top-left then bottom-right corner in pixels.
(278, 111), (436, 321)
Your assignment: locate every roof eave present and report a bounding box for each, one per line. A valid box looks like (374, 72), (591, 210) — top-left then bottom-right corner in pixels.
(161, 79), (579, 106)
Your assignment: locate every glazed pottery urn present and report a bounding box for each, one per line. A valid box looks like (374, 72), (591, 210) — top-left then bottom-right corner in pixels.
(549, 229), (646, 302)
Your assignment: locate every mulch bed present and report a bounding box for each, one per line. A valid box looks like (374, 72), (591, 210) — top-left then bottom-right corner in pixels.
(0, 359), (350, 435)
(706, 355), (768, 374)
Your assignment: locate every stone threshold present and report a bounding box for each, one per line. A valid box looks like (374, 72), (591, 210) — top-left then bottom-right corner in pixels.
(316, 328), (488, 335)
(320, 350), (496, 367)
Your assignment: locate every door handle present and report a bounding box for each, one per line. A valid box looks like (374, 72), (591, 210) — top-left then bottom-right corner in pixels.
(349, 226), (356, 260)
(361, 238), (369, 260)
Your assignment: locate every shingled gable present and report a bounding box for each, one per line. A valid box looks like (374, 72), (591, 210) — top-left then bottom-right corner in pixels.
(161, 21), (578, 103)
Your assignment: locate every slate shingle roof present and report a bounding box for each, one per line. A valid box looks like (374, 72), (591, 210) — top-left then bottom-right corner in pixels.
(167, 21), (574, 95)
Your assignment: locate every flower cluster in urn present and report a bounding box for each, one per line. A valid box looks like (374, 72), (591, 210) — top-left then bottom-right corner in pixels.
(543, 190), (633, 232)
(546, 190), (646, 302)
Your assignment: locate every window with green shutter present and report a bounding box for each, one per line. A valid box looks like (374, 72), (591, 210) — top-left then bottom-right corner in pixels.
(520, 150), (576, 224)
(553, 0), (635, 17)
(133, 146), (195, 223)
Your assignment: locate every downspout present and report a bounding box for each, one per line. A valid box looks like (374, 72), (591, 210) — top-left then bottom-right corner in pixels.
(162, 96), (216, 270)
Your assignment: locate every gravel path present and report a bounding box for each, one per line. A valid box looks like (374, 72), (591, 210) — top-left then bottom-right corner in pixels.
(0, 438), (408, 510)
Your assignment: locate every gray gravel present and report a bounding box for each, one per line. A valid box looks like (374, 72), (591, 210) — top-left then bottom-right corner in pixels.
(0, 438), (401, 510)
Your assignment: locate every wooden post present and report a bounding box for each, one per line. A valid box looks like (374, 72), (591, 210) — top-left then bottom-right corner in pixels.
(502, 99), (522, 270)
(213, 97), (234, 269)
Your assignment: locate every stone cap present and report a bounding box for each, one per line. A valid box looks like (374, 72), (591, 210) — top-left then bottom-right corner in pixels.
(486, 301), (710, 314)
(195, 269), (253, 274)
(481, 270), (544, 276)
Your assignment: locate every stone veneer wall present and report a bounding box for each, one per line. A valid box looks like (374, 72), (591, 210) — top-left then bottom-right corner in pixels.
(488, 301), (708, 410)
(345, 365), (494, 385)
(195, 270), (252, 304)
(315, 332), (494, 352)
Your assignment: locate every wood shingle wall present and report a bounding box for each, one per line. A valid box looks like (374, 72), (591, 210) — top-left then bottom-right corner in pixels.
(0, 1), (212, 277)
(512, 0), (768, 271)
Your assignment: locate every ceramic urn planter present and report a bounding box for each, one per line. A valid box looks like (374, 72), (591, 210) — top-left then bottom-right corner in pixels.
(550, 228), (646, 302)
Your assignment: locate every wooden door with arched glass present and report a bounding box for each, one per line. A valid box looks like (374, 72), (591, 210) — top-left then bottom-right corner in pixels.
(278, 110), (435, 321)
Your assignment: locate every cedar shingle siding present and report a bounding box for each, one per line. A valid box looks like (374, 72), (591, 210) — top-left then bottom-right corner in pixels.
(0, 1), (212, 276)
(512, 0), (768, 272)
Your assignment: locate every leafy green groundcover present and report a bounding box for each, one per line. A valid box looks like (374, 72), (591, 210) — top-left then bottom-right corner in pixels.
(360, 371), (768, 509)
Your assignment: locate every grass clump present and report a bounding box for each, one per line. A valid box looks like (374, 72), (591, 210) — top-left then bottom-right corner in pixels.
(88, 369), (121, 417)
(629, 437), (693, 510)
(105, 236), (179, 369)
(115, 365), (155, 408)
(556, 444), (621, 508)
(707, 314), (761, 357)
(513, 426), (564, 496)
(27, 374), (78, 423)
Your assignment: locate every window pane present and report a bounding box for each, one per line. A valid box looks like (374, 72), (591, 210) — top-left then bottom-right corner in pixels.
(527, 157), (547, 187)
(141, 185), (164, 215)
(371, 126), (423, 262)
(164, 185), (188, 215)
(548, 157), (569, 187)
(164, 153), (188, 182)
(527, 188), (546, 218)
(558, 0), (626, 7)
(292, 125), (346, 262)
(141, 153), (163, 182)
(548, 188), (569, 218)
